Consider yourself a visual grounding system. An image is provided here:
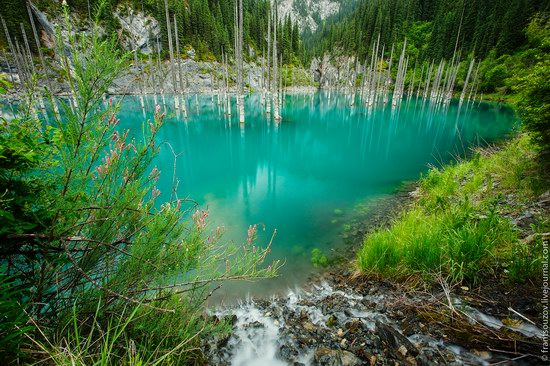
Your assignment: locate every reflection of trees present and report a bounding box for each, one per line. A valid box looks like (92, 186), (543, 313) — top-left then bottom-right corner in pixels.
(117, 93), (517, 204)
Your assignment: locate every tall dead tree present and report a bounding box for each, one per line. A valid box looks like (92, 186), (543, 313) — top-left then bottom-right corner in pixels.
(163, 0), (178, 110)
(174, 13), (187, 117)
(236, 0), (245, 123)
(266, 10), (272, 114)
(272, 4), (280, 121)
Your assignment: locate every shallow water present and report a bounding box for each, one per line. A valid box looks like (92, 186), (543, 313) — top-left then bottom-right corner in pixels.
(211, 281), (506, 366)
(108, 92), (517, 300)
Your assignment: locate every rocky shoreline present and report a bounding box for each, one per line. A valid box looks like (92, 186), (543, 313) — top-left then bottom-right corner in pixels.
(205, 183), (548, 365)
(206, 271), (544, 366)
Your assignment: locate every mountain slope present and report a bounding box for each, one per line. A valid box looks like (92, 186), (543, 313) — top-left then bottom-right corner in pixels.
(303, 0), (549, 61)
(275, 0), (338, 33)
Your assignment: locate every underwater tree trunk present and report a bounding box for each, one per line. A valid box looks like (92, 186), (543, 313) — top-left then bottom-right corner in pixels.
(173, 14), (187, 117)
(164, 0), (177, 110)
(238, 0), (245, 124)
(272, 4), (280, 121)
(266, 11), (272, 115)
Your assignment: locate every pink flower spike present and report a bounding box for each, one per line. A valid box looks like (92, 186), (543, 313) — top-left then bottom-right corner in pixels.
(152, 187), (161, 198)
(155, 104), (161, 114)
(247, 224), (257, 245)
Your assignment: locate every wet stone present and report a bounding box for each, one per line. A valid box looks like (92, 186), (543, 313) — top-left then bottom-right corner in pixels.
(278, 344), (298, 360)
(244, 320), (264, 328)
(376, 320), (419, 358)
(314, 348), (362, 366)
(303, 322), (317, 332)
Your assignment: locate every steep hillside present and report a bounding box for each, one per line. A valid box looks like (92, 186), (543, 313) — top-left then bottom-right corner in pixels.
(304, 0), (549, 61)
(0, 0), (304, 63)
(273, 0), (358, 33)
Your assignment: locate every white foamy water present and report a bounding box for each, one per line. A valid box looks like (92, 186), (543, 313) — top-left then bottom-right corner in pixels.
(453, 298), (544, 339)
(214, 282), (388, 365)
(214, 283), (527, 365)
(226, 303), (287, 366)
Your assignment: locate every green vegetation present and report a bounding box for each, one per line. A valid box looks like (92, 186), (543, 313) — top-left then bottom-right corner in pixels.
(515, 14), (550, 157)
(352, 1), (550, 286)
(1, 0), (549, 362)
(311, 248), (329, 268)
(305, 0), (549, 62)
(0, 5), (277, 364)
(304, 0), (550, 125)
(358, 135), (548, 285)
(0, 0), (304, 64)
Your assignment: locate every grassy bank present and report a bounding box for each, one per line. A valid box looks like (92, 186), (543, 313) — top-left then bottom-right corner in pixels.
(357, 133), (549, 285)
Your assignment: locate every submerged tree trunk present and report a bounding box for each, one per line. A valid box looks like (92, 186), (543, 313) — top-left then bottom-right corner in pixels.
(173, 14), (187, 117)
(224, 51), (231, 116)
(156, 35), (164, 106)
(266, 11), (272, 115)
(238, 0), (245, 124)
(163, 0), (177, 110)
(148, 44), (157, 105)
(460, 58), (475, 106)
(272, 3), (280, 121)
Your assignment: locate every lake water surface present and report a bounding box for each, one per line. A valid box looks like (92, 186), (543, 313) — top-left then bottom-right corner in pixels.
(115, 92), (517, 302)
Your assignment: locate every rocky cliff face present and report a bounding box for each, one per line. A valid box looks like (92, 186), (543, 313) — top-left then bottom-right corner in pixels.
(29, 1), (160, 55)
(273, 0), (346, 33)
(114, 5), (160, 54)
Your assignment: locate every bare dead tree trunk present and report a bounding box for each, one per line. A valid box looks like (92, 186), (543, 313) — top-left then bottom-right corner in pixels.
(20, 20), (44, 118)
(163, 0), (178, 110)
(224, 51), (231, 116)
(173, 13), (187, 117)
(20, 23), (35, 75)
(2, 17), (27, 86)
(272, 3), (280, 121)
(237, 0), (245, 124)
(156, 35), (166, 108)
(148, 42), (157, 104)
(266, 9), (271, 115)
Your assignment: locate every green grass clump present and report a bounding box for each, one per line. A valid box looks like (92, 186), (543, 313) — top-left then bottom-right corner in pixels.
(357, 135), (545, 285)
(37, 295), (231, 366)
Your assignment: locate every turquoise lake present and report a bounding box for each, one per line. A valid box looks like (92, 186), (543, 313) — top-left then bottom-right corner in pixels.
(114, 92), (517, 301)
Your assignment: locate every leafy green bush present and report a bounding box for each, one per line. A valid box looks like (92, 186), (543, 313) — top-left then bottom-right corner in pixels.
(517, 61), (550, 155)
(0, 3), (278, 363)
(516, 15), (550, 157)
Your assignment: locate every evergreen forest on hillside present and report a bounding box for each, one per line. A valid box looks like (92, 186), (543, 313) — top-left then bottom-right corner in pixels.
(1, 0), (549, 364)
(1, 0), (304, 63)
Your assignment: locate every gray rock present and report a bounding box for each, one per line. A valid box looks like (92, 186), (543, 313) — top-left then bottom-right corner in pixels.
(114, 6), (160, 54)
(275, 0), (342, 33)
(314, 348), (362, 366)
(376, 320), (419, 358)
